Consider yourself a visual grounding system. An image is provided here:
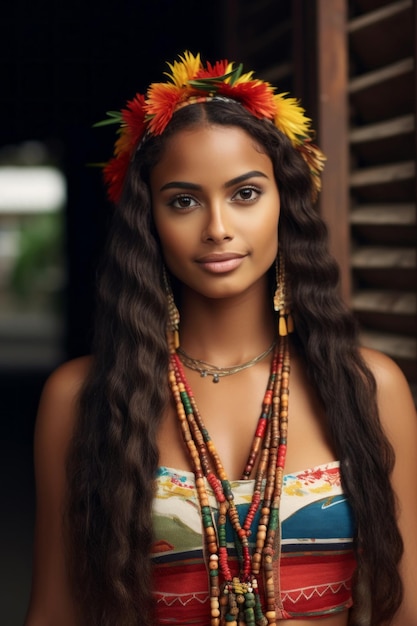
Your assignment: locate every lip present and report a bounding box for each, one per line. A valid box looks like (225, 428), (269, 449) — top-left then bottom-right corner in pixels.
(195, 252), (246, 274)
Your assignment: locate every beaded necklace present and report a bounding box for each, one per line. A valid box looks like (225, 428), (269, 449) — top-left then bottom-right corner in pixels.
(168, 335), (290, 626)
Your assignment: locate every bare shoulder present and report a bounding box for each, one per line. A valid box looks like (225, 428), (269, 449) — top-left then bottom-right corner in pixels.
(32, 355), (94, 500)
(360, 346), (415, 408)
(36, 356), (92, 437)
(360, 345), (416, 447)
(39, 355), (92, 409)
(360, 345), (408, 382)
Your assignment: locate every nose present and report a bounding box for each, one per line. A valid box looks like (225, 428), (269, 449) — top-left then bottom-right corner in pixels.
(202, 203), (233, 243)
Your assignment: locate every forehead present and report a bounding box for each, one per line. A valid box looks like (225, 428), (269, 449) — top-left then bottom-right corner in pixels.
(150, 124), (273, 187)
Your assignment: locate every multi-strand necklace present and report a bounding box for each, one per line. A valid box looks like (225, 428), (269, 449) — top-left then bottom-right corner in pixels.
(168, 335), (290, 626)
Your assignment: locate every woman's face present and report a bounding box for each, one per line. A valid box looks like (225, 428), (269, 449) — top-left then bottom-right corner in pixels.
(150, 124), (280, 301)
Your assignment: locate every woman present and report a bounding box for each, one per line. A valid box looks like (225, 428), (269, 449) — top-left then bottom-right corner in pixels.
(25, 52), (417, 626)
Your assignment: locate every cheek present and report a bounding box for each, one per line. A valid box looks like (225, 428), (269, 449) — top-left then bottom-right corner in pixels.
(256, 209), (279, 252)
(156, 223), (189, 266)
(261, 232), (279, 266)
(257, 223), (279, 268)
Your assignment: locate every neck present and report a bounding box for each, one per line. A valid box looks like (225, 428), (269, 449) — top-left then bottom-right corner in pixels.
(178, 279), (275, 366)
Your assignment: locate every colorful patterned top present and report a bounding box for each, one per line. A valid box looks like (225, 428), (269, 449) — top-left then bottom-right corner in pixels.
(151, 461), (357, 623)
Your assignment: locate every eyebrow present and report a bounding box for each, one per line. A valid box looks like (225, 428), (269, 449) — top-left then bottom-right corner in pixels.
(159, 170), (269, 192)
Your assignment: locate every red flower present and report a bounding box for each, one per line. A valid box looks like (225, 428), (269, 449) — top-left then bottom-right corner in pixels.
(103, 152), (131, 204)
(121, 93), (147, 147)
(196, 59), (230, 79)
(219, 81), (276, 119)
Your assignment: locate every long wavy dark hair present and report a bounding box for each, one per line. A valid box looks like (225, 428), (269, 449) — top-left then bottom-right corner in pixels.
(66, 100), (403, 625)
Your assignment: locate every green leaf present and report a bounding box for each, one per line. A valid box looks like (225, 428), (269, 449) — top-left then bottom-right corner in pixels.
(228, 63), (243, 86)
(187, 81), (217, 92)
(188, 68), (238, 89)
(93, 111), (123, 127)
(105, 110), (123, 119)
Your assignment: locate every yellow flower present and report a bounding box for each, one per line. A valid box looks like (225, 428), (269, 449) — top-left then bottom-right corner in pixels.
(165, 51), (202, 87)
(232, 70), (256, 85)
(273, 93), (312, 146)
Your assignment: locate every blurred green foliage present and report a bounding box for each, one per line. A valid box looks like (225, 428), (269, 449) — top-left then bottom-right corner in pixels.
(9, 212), (65, 305)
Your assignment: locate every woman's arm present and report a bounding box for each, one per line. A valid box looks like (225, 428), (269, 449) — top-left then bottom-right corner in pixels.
(24, 357), (91, 626)
(363, 348), (417, 625)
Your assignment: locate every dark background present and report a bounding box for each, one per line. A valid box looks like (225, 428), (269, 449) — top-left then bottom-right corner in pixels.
(1, 1), (225, 622)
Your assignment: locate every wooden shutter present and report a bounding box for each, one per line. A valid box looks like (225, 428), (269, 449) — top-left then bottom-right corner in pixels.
(348, 0), (417, 402)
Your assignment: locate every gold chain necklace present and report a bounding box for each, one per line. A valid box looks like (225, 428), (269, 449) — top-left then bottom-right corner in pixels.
(176, 340), (276, 383)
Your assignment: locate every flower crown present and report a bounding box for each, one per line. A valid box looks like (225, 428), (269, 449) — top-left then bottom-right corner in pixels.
(96, 51), (325, 204)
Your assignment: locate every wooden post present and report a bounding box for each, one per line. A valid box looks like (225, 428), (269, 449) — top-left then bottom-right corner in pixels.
(315, 0), (351, 303)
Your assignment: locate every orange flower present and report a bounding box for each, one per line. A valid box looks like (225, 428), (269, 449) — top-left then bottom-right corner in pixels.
(114, 129), (133, 158)
(146, 83), (184, 135)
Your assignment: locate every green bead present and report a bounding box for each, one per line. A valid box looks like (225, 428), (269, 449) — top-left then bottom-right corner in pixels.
(254, 595), (264, 619)
(183, 399), (192, 410)
(221, 480), (233, 500)
(201, 506), (213, 526)
(269, 508), (279, 529)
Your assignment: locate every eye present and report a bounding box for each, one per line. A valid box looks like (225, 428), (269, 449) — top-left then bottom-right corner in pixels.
(233, 185), (262, 202)
(169, 194), (199, 210)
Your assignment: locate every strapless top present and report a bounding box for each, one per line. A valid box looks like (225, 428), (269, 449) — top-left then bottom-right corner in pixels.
(151, 461), (357, 623)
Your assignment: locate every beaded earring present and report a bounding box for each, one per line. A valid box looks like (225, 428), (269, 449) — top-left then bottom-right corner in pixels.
(162, 266), (180, 351)
(274, 251), (294, 336)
